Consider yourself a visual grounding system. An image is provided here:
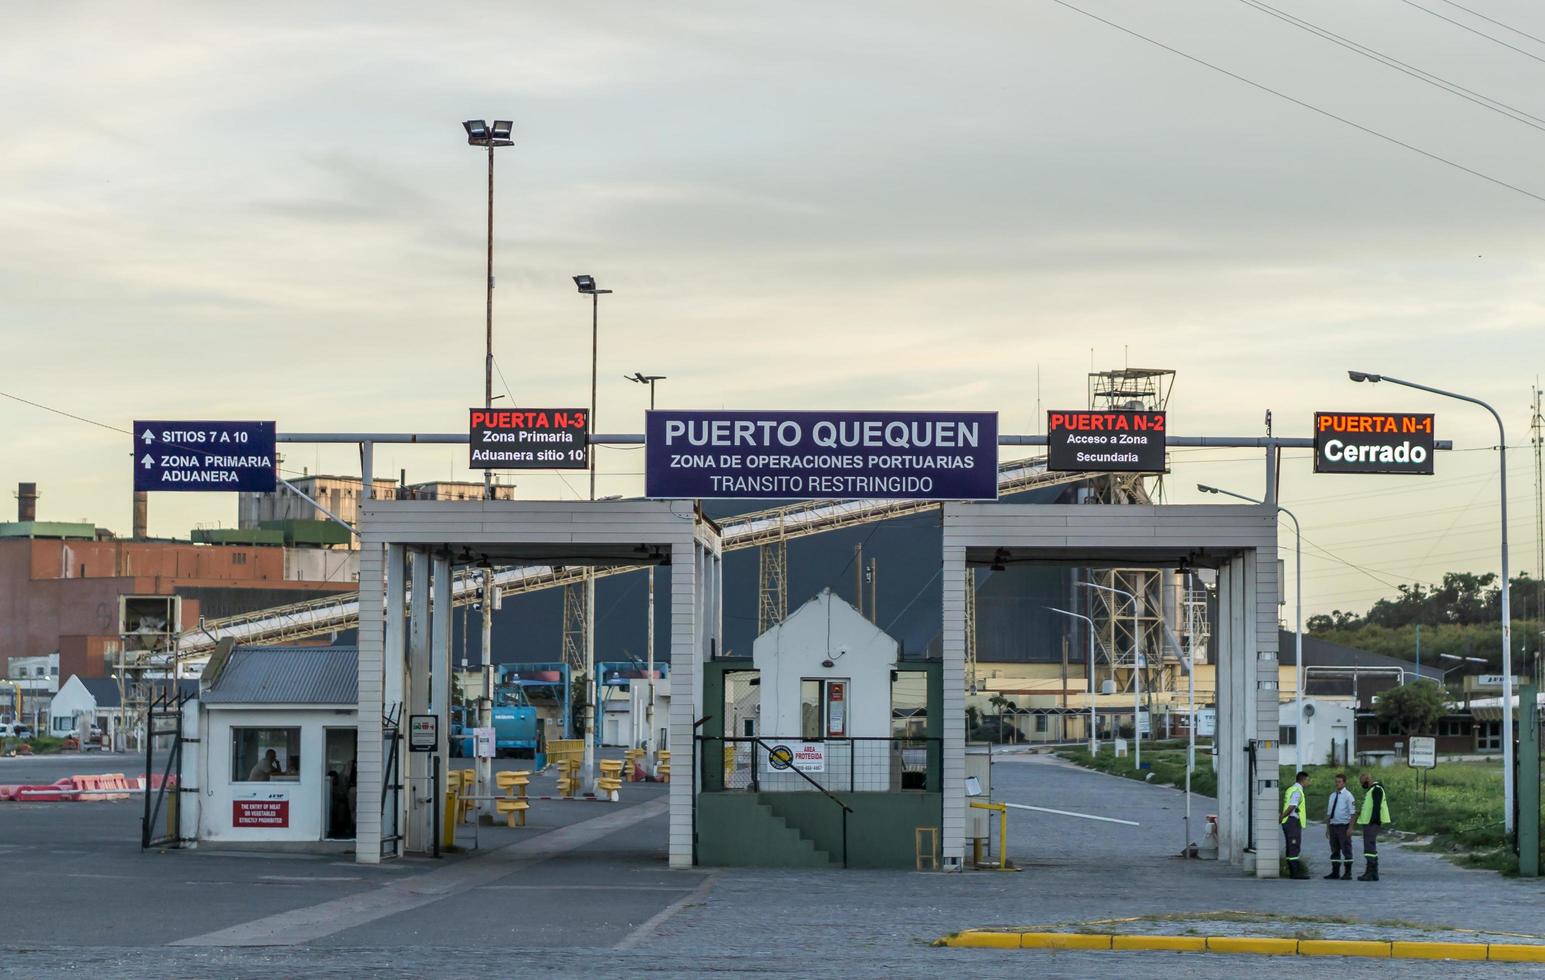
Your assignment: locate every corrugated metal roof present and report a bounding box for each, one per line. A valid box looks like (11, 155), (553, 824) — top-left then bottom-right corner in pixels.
(201, 646), (357, 705)
(75, 677), (197, 707)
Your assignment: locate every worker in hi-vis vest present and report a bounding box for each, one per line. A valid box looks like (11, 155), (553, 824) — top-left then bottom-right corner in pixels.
(1281, 770), (1310, 879)
(1356, 771), (1392, 881)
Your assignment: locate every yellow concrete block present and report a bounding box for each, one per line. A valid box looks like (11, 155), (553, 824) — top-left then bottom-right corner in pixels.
(1111, 935), (1207, 953)
(1019, 933), (1112, 951)
(1388, 942), (1487, 961)
(1299, 940), (1390, 958)
(1206, 937), (1299, 956)
(943, 930), (1021, 949)
(1488, 944), (1545, 963)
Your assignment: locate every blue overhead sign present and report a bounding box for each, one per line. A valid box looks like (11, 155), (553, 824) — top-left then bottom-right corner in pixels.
(645, 410), (999, 500)
(133, 421), (277, 492)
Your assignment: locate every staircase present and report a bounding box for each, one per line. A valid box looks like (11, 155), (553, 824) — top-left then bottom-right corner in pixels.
(695, 792), (842, 868)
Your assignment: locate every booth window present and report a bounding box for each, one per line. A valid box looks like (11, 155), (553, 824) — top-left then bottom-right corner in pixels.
(233, 728), (302, 782)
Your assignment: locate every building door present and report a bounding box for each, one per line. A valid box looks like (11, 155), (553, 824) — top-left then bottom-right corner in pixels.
(324, 727), (357, 840)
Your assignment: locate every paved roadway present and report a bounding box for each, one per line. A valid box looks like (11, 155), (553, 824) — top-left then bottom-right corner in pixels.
(0, 751), (1539, 977)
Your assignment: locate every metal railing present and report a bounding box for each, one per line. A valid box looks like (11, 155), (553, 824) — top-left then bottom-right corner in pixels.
(705, 736), (940, 795)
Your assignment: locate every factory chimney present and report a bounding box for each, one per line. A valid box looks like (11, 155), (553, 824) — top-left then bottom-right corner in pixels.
(17, 482), (38, 522)
(133, 491), (148, 539)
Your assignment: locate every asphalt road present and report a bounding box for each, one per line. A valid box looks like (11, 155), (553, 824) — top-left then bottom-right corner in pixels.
(0, 749), (1539, 977)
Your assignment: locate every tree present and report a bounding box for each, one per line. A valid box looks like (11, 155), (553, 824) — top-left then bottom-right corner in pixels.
(1375, 680), (1448, 736)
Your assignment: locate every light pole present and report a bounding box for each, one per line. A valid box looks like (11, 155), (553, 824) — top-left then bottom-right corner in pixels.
(628, 371), (665, 759)
(1079, 581), (1142, 769)
(1350, 370), (1516, 835)
(573, 275), (611, 790)
(462, 119), (514, 499)
(1200, 483), (1304, 767)
(1046, 607), (1100, 754)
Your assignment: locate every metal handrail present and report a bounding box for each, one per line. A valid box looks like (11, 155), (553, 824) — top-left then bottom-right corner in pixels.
(747, 736), (853, 868)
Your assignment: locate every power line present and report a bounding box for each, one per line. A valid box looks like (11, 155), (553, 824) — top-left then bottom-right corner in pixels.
(1397, 0), (1545, 65)
(1237, 0), (1545, 133)
(1434, 0), (1545, 46)
(1049, 0), (1545, 206)
(0, 389), (130, 436)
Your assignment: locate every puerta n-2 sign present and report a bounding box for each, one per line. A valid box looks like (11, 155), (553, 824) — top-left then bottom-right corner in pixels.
(133, 421), (276, 492)
(469, 408), (589, 470)
(1314, 412), (1435, 475)
(1046, 410), (1167, 472)
(645, 410), (999, 500)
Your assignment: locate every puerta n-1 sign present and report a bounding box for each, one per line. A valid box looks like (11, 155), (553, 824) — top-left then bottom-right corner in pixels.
(644, 410), (999, 500)
(133, 421), (276, 492)
(469, 408), (589, 470)
(1046, 410), (1167, 472)
(1314, 411), (1435, 475)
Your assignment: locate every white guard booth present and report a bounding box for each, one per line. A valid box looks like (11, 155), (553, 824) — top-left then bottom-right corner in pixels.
(752, 589), (898, 790)
(353, 499), (722, 868)
(189, 645), (360, 844)
(942, 502), (1282, 877)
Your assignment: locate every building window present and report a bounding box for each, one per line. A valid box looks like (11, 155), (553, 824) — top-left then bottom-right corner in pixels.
(232, 553), (247, 565)
(1279, 724), (1298, 746)
(53, 717), (73, 733)
(1034, 713), (1049, 734)
(232, 728), (302, 782)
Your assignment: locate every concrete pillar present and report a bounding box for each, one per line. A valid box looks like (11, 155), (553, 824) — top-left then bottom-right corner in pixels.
(355, 537), (387, 864)
(1214, 560), (1235, 863)
(940, 545), (967, 868)
(431, 554), (453, 762)
(667, 538), (700, 868)
(1250, 547), (1282, 878)
(406, 549), (432, 852)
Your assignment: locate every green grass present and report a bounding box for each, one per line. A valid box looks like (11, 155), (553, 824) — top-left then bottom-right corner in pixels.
(1056, 743), (1542, 875)
(2, 735), (69, 755)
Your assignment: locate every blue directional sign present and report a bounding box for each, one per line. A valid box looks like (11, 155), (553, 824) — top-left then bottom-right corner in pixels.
(133, 421), (277, 492)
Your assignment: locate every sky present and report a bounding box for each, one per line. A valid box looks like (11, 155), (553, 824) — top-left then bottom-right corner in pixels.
(1, 0), (1542, 618)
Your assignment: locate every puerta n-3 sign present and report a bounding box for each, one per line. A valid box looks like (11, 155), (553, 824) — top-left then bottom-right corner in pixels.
(1314, 412), (1435, 475)
(133, 421), (276, 492)
(1046, 410), (1167, 472)
(469, 408), (589, 470)
(644, 410), (999, 500)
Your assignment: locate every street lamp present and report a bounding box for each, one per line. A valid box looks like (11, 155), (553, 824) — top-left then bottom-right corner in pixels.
(1350, 369), (1516, 835)
(573, 274), (613, 792)
(463, 119), (515, 500)
(1079, 581), (1143, 769)
(574, 275), (613, 503)
(1199, 483), (1304, 768)
(1046, 607), (1100, 755)
(1437, 653), (1489, 687)
(626, 372), (667, 411)
(627, 371), (665, 760)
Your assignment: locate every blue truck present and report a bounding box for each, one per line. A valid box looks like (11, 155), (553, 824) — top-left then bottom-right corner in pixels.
(449, 686), (541, 759)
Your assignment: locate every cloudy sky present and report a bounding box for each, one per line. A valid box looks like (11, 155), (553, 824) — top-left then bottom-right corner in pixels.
(2, 0), (1542, 618)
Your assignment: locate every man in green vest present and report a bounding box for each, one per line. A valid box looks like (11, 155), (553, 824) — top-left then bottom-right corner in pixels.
(1281, 770), (1309, 879)
(1356, 770), (1392, 881)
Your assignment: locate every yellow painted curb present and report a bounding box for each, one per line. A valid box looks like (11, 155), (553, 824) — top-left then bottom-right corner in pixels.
(1489, 944), (1545, 963)
(1112, 935), (1207, 953)
(1019, 932), (1112, 951)
(1298, 940), (1390, 958)
(936, 931), (1545, 962)
(945, 930), (1020, 949)
(1390, 941), (1487, 961)
(1207, 937), (1299, 956)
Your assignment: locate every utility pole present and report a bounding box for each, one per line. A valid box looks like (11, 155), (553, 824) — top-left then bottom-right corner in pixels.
(853, 543), (864, 618)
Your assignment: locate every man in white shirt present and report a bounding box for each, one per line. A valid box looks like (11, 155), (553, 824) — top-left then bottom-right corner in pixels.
(1323, 771), (1356, 880)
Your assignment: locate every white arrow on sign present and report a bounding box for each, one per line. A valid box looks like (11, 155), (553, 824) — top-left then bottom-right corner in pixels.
(140, 430), (154, 444)
(140, 453), (154, 469)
